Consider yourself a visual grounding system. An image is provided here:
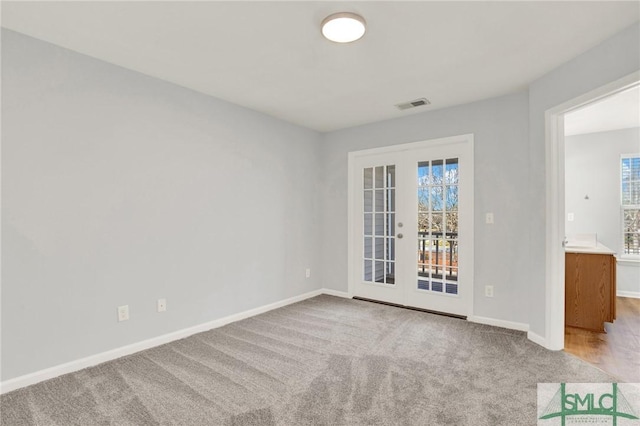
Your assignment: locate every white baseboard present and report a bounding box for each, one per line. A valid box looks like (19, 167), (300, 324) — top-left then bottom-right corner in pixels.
(1, 288), (556, 394)
(0, 288), (327, 395)
(467, 315), (529, 332)
(343, 296), (542, 347)
(468, 315), (550, 349)
(320, 288), (351, 298)
(617, 290), (640, 299)
(527, 330), (547, 348)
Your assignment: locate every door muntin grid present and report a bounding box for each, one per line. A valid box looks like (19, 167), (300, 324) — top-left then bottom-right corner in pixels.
(363, 165), (395, 284)
(417, 158), (459, 295)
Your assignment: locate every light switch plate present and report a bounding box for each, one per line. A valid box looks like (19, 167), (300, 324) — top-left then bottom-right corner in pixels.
(485, 286), (494, 298)
(486, 213), (494, 224)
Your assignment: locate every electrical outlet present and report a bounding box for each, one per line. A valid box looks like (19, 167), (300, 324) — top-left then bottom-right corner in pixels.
(485, 285), (494, 298)
(117, 305), (129, 322)
(568, 212), (574, 222)
(305, 268), (311, 278)
(157, 298), (167, 312)
(485, 213), (494, 224)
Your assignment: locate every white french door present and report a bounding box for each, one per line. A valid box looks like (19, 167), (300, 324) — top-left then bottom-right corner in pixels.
(348, 135), (474, 317)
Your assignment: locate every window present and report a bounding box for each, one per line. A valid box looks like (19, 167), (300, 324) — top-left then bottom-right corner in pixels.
(621, 155), (640, 256)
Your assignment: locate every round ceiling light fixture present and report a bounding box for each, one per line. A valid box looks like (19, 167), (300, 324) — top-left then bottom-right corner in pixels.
(321, 12), (366, 43)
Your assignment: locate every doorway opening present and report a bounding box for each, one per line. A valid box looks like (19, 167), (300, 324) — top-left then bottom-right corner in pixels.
(545, 71), (639, 380)
(562, 85), (640, 380)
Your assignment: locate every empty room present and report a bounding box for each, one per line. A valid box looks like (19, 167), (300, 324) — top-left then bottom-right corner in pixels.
(1, 2), (639, 425)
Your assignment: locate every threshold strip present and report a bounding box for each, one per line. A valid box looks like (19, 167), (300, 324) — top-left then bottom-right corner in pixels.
(352, 297), (467, 320)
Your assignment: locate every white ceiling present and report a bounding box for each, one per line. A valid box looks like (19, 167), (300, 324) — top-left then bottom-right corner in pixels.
(2, 2), (639, 132)
(565, 85), (640, 136)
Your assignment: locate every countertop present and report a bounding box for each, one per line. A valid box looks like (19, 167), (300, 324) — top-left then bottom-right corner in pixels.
(565, 242), (616, 255)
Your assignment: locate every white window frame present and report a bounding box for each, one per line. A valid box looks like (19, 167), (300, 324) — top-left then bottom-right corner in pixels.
(620, 153), (640, 260)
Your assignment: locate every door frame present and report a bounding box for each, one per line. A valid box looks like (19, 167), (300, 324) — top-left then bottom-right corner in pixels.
(347, 134), (475, 317)
(544, 71), (640, 350)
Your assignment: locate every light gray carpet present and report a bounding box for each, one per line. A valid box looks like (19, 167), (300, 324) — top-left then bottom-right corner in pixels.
(1, 295), (617, 425)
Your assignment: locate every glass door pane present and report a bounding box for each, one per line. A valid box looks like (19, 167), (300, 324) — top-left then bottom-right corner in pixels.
(363, 165), (395, 284)
(417, 158), (459, 295)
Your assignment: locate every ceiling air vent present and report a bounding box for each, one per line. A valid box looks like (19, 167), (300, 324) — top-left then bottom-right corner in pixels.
(396, 98), (431, 111)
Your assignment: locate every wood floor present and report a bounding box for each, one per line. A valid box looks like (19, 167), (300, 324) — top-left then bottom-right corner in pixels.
(564, 296), (640, 382)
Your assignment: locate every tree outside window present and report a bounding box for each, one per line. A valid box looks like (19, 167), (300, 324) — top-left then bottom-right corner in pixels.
(621, 155), (640, 256)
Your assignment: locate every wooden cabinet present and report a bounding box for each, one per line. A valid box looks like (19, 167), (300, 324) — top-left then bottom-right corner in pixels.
(565, 252), (616, 332)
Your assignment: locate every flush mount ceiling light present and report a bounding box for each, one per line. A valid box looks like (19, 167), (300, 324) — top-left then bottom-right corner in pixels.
(321, 12), (366, 43)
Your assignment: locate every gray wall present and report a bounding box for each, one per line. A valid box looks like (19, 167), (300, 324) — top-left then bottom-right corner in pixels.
(1, 29), (322, 381)
(527, 22), (640, 336)
(320, 92), (532, 324)
(617, 263), (640, 295)
(565, 127), (640, 252)
(565, 127), (640, 294)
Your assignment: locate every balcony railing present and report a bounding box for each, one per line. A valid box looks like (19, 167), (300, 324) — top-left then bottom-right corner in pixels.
(418, 231), (458, 281)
